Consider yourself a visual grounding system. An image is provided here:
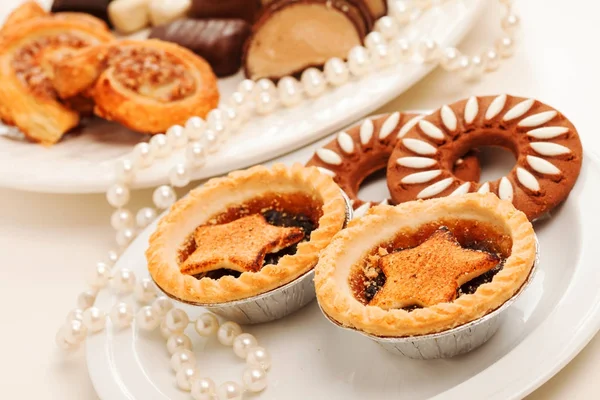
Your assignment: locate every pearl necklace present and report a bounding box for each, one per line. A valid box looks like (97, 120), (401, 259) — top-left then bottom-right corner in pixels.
(56, 1), (519, 397)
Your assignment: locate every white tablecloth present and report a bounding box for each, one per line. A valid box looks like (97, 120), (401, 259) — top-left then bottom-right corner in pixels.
(1, 0), (599, 398)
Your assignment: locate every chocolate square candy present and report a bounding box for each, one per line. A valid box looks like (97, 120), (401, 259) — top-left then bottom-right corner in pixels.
(149, 18), (251, 77)
(189, 0), (261, 23)
(51, 0), (114, 25)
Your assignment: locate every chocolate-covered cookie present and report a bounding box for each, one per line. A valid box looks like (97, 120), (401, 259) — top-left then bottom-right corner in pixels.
(244, 0), (367, 81)
(149, 18), (251, 77)
(189, 0), (260, 23)
(51, 0), (113, 26)
(306, 113), (481, 217)
(386, 95), (583, 220)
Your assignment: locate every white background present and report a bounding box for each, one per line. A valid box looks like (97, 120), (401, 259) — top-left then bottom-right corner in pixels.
(0, 0), (598, 399)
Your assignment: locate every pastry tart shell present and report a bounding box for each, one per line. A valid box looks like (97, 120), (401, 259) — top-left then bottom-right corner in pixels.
(315, 193), (537, 337)
(147, 163), (348, 304)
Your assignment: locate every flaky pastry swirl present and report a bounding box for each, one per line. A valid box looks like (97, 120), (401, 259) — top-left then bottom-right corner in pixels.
(0, 17), (113, 145)
(51, 39), (220, 134)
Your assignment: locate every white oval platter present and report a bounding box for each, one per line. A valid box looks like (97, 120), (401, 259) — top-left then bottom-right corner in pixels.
(0, 0), (484, 193)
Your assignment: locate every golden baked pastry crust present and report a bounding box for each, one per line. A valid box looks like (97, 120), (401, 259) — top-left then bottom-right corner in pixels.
(147, 163), (348, 304)
(51, 39), (220, 134)
(315, 193), (536, 337)
(0, 17), (113, 145)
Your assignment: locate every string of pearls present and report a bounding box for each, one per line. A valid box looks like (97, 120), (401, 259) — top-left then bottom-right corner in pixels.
(56, 263), (271, 400)
(58, 0), (519, 395)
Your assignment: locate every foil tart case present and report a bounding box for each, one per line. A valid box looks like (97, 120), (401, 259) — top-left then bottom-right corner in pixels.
(154, 189), (353, 325)
(320, 236), (540, 359)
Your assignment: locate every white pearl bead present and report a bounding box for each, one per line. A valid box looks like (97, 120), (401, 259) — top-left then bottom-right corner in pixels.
(255, 91), (278, 115)
(166, 125), (188, 149)
(136, 306), (160, 331)
(201, 129), (219, 153)
(150, 134), (172, 158)
(194, 313), (219, 337)
(171, 349), (196, 372)
(82, 307), (106, 333)
(470, 55), (486, 78)
(153, 185), (176, 209)
(106, 184), (130, 208)
(160, 319), (172, 339)
(457, 56), (475, 80)
(112, 268), (136, 293)
(417, 39), (439, 62)
(107, 250), (119, 266)
(222, 106), (241, 132)
(64, 319), (88, 344)
(392, 37), (413, 60)
(114, 158), (136, 184)
(501, 13), (520, 36)
(440, 47), (461, 71)
(229, 91), (246, 108)
(191, 378), (216, 400)
(55, 327), (79, 351)
(186, 141), (207, 167)
(237, 79), (255, 95)
(414, 0), (432, 9)
(233, 333), (258, 359)
(152, 296), (174, 316)
(134, 277), (156, 303)
(88, 261), (112, 288)
(484, 48), (501, 72)
(207, 109), (226, 132)
(110, 302), (134, 329)
(364, 31), (385, 50)
(246, 346), (271, 370)
(167, 333), (193, 354)
(375, 16), (400, 40)
(370, 44), (395, 68)
(242, 366), (268, 393)
(132, 142), (154, 168)
(391, 0), (413, 25)
(347, 46), (371, 76)
(301, 68), (327, 98)
(496, 36), (515, 58)
(277, 77), (303, 107)
(165, 308), (190, 333)
(66, 308), (84, 323)
(135, 207), (156, 229)
(324, 58), (349, 86)
(217, 321), (242, 346)
(185, 117), (206, 140)
(169, 163), (190, 187)
(115, 228), (135, 248)
(176, 365), (199, 392)
(77, 289), (97, 310)
(254, 78), (277, 97)
(110, 208), (134, 231)
(216, 381), (243, 400)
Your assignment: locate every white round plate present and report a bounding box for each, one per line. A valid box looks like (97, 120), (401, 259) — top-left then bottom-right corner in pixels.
(87, 143), (600, 399)
(0, 0), (484, 193)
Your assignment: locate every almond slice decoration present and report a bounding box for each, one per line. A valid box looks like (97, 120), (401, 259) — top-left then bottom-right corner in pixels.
(243, 0), (368, 80)
(0, 17), (113, 146)
(387, 95), (583, 220)
(50, 39), (220, 134)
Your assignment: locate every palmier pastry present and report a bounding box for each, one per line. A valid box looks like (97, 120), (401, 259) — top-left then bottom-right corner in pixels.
(315, 193), (537, 337)
(51, 39), (220, 134)
(386, 95), (583, 220)
(306, 112), (481, 216)
(147, 163), (348, 304)
(0, 17), (113, 145)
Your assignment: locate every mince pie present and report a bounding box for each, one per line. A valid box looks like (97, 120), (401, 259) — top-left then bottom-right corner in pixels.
(147, 163), (348, 304)
(315, 193), (537, 337)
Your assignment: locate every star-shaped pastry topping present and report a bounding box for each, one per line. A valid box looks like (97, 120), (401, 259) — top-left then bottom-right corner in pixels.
(180, 214), (305, 276)
(370, 227), (500, 309)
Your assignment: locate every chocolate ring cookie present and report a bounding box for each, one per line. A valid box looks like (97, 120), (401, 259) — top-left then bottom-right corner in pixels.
(386, 95), (583, 220)
(306, 113), (481, 216)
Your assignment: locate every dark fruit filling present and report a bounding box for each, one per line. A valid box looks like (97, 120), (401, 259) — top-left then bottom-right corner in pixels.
(262, 210), (316, 266)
